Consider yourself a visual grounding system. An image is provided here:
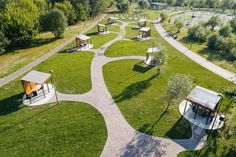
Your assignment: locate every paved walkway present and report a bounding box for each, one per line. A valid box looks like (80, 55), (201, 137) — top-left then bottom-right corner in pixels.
(154, 23), (236, 84)
(1, 16), (208, 156)
(0, 14), (106, 87)
(48, 21), (207, 157)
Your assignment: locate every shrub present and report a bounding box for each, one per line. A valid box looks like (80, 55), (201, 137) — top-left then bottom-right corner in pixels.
(188, 24), (209, 42)
(230, 17), (236, 33)
(219, 24), (232, 37)
(160, 12), (168, 22)
(207, 33), (219, 50)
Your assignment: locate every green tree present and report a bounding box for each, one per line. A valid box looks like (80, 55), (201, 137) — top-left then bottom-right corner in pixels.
(40, 8), (67, 38)
(207, 33), (219, 50)
(219, 24), (232, 37)
(1, 0), (40, 46)
(165, 74), (195, 112)
(188, 24), (209, 42)
(54, 0), (76, 25)
(0, 31), (10, 55)
(230, 17), (236, 33)
(137, 0), (149, 9)
(153, 47), (167, 73)
(160, 12), (168, 22)
(205, 15), (221, 31)
(221, 0), (232, 13)
(175, 20), (184, 33)
(233, 2), (236, 14)
(116, 0), (130, 13)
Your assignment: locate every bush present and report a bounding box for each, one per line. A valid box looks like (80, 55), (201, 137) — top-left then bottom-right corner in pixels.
(116, 0), (130, 13)
(219, 24), (232, 37)
(230, 17), (236, 33)
(0, 31), (10, 55)
(40, 8), (67, 39)
(207, 33), (219, 50)
(160, 12), (168, 22)
(188, 24), (209, 42)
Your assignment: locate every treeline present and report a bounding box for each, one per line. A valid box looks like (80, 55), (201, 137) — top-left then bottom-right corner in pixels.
(0, 0), (110, 54)
(187, 16), (236, 61)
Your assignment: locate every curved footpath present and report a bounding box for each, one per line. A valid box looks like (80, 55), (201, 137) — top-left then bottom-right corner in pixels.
(154, 22), (236, 84)
(0, 16), (208, 156)
(49, 21), (207, 157)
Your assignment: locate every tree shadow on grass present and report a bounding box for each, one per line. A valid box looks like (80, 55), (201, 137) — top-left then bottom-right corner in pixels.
(165, 116), (192, 139)
(86, 32), (98, 36)
(118, 131), (167, 157)
(5, 38), (56, 54)
(114, 74), (158, 103)
(138, 110), (167, 135)
(0, 93), (24, 115)
(132, 63), (154, 73)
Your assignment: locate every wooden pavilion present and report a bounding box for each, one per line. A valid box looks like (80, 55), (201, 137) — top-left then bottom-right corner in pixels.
(144, 47), (162, 66)
(184, 86), (224, 125)
(107, 17), (117, 25)
(97, 24), (108, 34)
(139, 27), (151, 39)
(75, 34), (91, 48)
(138, 19), (147, 28)
(21, 70), (52, 104)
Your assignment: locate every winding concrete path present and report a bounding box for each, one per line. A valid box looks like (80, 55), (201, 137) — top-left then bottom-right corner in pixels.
(47, 21), (207, 157)
(154, 22), (236, 84)
(0, 15), (106, 87)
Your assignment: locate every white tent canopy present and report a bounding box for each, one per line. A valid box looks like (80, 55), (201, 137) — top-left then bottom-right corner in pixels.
(186, 86), (223, 110)
(21, 70), (51, 84)
(76, 34), (90, 41)
(139, 27), (151, 32)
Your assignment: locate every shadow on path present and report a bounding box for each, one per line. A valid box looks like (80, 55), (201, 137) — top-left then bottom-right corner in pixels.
(118, 132), (167, 157)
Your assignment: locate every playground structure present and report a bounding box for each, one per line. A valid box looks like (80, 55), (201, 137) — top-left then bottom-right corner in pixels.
(97, 24), (109, 35)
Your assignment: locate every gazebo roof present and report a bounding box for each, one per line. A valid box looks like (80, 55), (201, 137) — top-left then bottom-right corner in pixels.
(186, 86), (223, 110)
(76, 34), (90, 41)
(21, 70), (51, 84)
(138, 19), (146, 23)
(147, 47), (162, 53)
(98, 24), (107, 27)
(139, 27), (151, 32)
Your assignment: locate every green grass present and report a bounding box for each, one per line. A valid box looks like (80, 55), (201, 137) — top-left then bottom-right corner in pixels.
(0, 76), (107, 156)
(35, 52), (94, 94)
(85, 26), (119, 49)
(0, 16), (103, 78)
(103, 17), (235, 139)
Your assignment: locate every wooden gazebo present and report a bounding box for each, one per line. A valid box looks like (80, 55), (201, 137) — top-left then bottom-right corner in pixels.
(97, 24), (108, 34)
(21, 70), (52, 103)
(139, 27), (151, 38)
(76, 34), (91, 47)
(184, 86), (223, 125)
(138, 19), (147, 28)
(107, 17), (117, 25)
(144, 47), (162, 66)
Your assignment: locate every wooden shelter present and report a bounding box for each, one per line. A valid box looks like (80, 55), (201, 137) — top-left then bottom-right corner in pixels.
(21, 70), (52, 103)
(145, 47), (162, 66)
(107, 17), (117, 25)
(184, 86), (223, 125)
(97, 24), (108, 34)
(138, 19), (147, 28)
(139, 27), (151, 38)
(75, 34), (91, 47)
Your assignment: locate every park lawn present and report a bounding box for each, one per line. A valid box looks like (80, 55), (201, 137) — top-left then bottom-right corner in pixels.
(35, 51), (94, 94)
(0, 82), (106, 157)
(85, 26), (119, 49)
(103, 18), (235, 139)
(0, 15), (103, 78)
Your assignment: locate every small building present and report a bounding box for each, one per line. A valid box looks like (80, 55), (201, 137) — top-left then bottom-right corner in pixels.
(97, 24), (109, 35)
(107, 17), (118, 25)
(179, 86), (225, 130)
(75, 34), (93, 50)
(144, 47), (162, 66)
(149, 3), (168, 10)
(21, 70), (55, 106)
(137, 27), (151, 40)
(138, 19), (147, 28)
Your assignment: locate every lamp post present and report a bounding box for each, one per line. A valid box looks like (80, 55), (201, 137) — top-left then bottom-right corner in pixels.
(49, 70), (59, 104)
